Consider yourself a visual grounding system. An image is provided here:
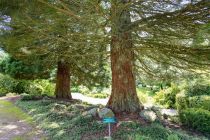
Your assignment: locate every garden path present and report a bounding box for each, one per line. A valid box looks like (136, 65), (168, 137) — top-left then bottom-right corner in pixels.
(0, 96), (45, 140)
(72, 93), (178, 116)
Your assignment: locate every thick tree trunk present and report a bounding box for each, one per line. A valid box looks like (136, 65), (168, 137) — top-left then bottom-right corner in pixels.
(55, 61), (72, 99)
(107, 0), (143, 113)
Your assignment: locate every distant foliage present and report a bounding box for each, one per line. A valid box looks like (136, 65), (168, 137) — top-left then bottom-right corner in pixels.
(12, 80), (30, 94)
(179, 108), (210, 133)
(0, 56), (50, 79)
(75, 85), (110, 99)
(27, 80), (55, 97)
(0, 73), (16, 96)
(155, 84), (180, 108)
(176, 92), (188, 111)
(189, 95), (210, 111)
(185, 84), (210, 97)
(176, 82), (210, 134)
(0, 73), (54, 97)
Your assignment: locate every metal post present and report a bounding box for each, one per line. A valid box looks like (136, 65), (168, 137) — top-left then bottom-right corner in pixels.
(108, 123), (111, 137)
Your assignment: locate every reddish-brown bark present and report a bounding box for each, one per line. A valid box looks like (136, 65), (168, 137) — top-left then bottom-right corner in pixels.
(107, 0), (143, 113)
(55, 61), (72, 99)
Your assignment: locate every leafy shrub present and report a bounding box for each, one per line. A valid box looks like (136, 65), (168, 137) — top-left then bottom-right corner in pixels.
(79, 86), (91, 95)
(185, 84), (210, 97)
(32, 80), (55, 96)
(87, 93), (109, 99)
(155, 84), (180, 108)
(179, 108), (210, 133)
(20, 80), (54, 97)
(0, 74), (54, 97)
(26, 83), (43, 95)
(142, 123), (170, 140)
(13, 80), (30, 94)
(176, 92), (188, 111)
(0, 89), (7, 97)
(167, 134), (180, 140)
(137, 92), (150, 104)
(77, 85), (110, 99)
(71, 86), (80, 92)
(0, 74), (16, 95)
(189, 95), (210, 111)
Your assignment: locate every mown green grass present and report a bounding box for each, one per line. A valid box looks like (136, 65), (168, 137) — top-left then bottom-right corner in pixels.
(16, 100), (107, 140)
(16, 99), (209, 140)
(0, 100), (33, 124)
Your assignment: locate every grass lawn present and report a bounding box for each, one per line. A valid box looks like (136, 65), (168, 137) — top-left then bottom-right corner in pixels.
(15, 99), (209, 140)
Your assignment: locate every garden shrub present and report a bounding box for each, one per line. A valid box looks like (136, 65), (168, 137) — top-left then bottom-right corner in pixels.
(167, 134), (180, 140)
(142, 123), (170, 140)
(71, 86), (80, 92)
(0, 74), (16, 95)
(21, 80), (55, 97)
(155, 84), (180, 108)
(189, 95), (210, 111)
(13, 80), (30, 94)
(87, 93), (109, 98)
(176, 92), (188, 111)
(32, 80), (55, 96)
(179, 108), (210, 133)
(185, 84), (210, 97)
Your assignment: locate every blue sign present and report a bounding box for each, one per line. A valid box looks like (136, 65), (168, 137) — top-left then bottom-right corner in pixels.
(103, 117), (116, 123)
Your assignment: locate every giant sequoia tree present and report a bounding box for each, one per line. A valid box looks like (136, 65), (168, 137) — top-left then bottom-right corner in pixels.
(48, 0), (209, 113)
(107, 0), (210, 113)
(0, 1), (109, 99)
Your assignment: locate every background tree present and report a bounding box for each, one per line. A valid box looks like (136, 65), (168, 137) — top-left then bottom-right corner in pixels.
(0, 0), (109, 99)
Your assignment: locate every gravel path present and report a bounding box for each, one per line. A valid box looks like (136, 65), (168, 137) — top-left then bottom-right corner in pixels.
(0, 97), (45, 140)
(72, 93), (178, 116)
(72, 93), (108, 105)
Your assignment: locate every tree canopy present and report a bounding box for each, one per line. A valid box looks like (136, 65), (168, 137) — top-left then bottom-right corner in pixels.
(0, 0), (209, 113)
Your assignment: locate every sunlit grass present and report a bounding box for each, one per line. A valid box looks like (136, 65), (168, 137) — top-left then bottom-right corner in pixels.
(0, 100), (33, 124)
(16, 99), (209, 140)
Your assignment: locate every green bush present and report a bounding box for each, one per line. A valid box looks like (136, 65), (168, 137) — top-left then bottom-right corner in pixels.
(32, 80), (55, 96)
(142, 123), (170, 140)
(185, 84), (210, 97)
(179, 108), (210, 133)
(167, 134), (180, 140)
(176, 92), (188, 111)
(87, 93), (109, 99)
(13, 80), (30, 94)
(71, 86), (80, 92)
(155, 84), (180, 108)
(0, 73), (54, 97)
(22, 80), (54, 97)
(0, 74), (16, 95)
(189, 95), (210, 111)
(0, 88), (7, 97)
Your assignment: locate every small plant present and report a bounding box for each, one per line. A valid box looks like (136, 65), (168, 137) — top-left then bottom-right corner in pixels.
(167, 134), (180, 140)
(176, 92), (188, 111)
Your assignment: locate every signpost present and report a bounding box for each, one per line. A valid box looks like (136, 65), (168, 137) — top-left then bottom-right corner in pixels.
(103, 117), (116, 140)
